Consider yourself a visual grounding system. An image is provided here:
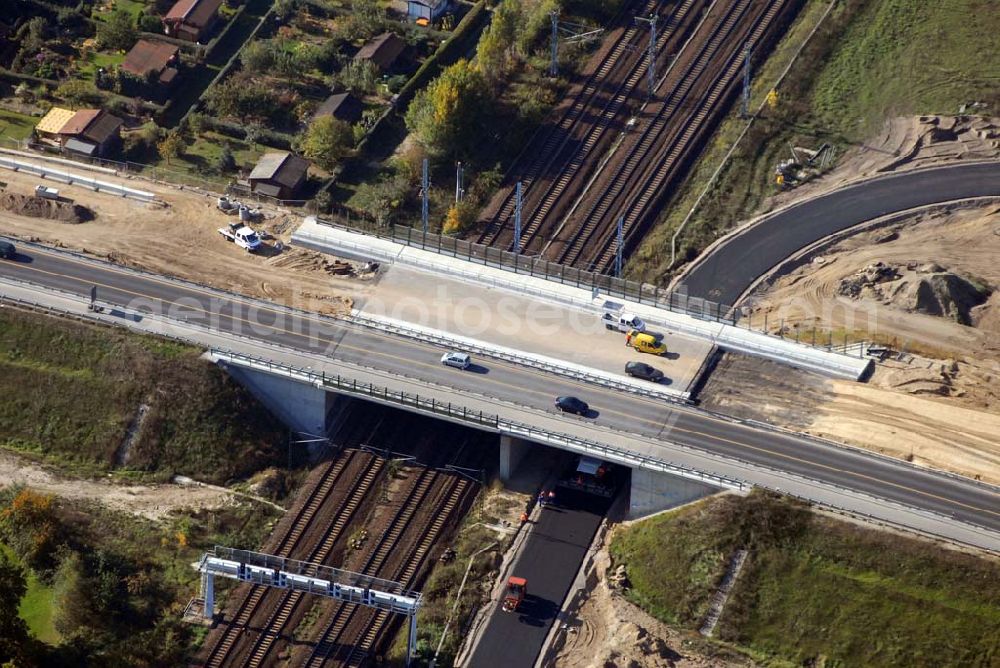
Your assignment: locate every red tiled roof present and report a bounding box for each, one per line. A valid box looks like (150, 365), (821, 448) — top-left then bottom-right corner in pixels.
(122, 39), (179, 77)
(355, 32), (405, 70)
(59, 109), (101, 136)
(165, 0), (221, 28)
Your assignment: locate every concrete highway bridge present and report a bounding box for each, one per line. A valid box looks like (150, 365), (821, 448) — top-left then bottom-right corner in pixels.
(1, 239), (997, 553)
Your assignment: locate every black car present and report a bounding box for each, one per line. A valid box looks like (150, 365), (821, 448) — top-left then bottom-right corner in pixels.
(625, 361), (664, 382)
(0, 241), (15, 260)
(555, 396), (589, 415)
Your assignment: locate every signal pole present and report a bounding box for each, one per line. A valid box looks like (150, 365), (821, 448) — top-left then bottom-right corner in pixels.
(421, 158), (429, 236)
(550, 12), (559, 76)
(615, 216), (624, 277)
(741, 42), (752, 118)
(635, 14), (657, 98)
(513, 181), (523, 255)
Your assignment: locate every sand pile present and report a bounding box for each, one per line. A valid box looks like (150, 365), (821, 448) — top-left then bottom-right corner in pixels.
(837, 261), (991, 325)
(0, 191), (93, 223)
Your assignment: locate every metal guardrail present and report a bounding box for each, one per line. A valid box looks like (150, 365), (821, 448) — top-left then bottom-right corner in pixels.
(210, 349), (745, 491)
(0, 155), (157, 201)
(211, 350), (999, 552)
(1, 285), (996, 552)
(0, 247), (993, 497)
(346, 312), (691, 403)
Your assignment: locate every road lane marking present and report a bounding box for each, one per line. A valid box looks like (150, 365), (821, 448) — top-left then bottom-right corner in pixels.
(4, 258), (998, 520)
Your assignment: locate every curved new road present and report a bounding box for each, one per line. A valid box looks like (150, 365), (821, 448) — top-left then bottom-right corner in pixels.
(0, 241), (997, 540)
(680, 161), (1000, 305)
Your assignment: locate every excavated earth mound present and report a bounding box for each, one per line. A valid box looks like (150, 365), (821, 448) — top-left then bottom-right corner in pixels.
(837, 261), (991, 325)
(0, 191), (93, 223)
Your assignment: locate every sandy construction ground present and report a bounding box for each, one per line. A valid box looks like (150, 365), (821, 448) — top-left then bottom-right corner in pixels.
(0, 450), (236, 521)
(704, 205), (1000, 482)
(0, 161), (370, 315)
(552, 545), (751, 668)
(759, 115), (1000, 215)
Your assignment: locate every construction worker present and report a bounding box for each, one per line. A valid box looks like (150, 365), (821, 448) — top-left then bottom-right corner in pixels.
(519, 511), (529, 525)
(625, 331), (632, 347)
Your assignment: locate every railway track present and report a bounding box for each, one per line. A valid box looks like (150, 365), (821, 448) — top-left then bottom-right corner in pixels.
(588, 0), (789, 272)
(299, 448), (477, 667)
(477, 0), (690, 248)
(199, 407), (392, 668)
(552, 0), (762, 267)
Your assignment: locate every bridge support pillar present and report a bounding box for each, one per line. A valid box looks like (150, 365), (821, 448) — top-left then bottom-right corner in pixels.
(203, 572), (214, 621)
(499, 435), (530, 481)
(221, 363), (337, 436)
(628, 469), (721, 519)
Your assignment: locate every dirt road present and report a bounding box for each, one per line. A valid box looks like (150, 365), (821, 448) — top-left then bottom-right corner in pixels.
(0, 450), (234, 520)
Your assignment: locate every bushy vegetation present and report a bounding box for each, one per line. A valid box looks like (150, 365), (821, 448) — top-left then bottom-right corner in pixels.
(0, 487), (282, 666)
(632, 0), (1000, 281)
(610, 491), (1000, 667)
(0, 308), (286, 483)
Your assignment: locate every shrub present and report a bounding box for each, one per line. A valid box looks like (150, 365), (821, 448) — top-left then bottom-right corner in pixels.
(96, 10), (137, 52)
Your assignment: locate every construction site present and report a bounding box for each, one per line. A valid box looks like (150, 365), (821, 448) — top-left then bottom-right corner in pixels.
(0, 0), (999, 665)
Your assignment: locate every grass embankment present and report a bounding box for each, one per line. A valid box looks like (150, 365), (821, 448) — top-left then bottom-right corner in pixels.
(630, 0), (1000, 282)
(610, 491), (1000, 667)
(0, 308), (286, 483)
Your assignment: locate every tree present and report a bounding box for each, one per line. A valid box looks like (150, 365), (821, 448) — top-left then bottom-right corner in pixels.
(295, 116), (352, 171)
(405, 59), (492, 160)
(347, 0), (385, 39)
(96, 10), (137, 52)
(0, 490), (60, 573)
(476, 0), (522, 84)
(215, 145), (237, 173)
(55, 80), (102, 107)
(204, 74), (279, 123)
(156, 129), (184, 164)
(0, 555), (29, 665)
(241, 41), (275, 74)
(337, 59), (379, 96)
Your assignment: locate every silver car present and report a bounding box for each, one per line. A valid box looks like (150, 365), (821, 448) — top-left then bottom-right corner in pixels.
(440, 352), (471, 370)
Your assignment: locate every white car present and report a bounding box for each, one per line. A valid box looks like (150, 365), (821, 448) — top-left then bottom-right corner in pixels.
(440, 352), (471, 370)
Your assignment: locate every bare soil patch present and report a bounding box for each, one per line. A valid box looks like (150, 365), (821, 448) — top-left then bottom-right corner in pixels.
(704, 205), (1000, 482)
(0, 450), (234, 521)
(553, 546), (753, 668)
(0, 162), (370, 314)
(0, 190), (93, 223)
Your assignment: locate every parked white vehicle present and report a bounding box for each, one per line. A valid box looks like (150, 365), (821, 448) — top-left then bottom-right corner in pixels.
(35, 185), (60, 200)
(601, 301), (645, 332)
(218, 223), (262, 252)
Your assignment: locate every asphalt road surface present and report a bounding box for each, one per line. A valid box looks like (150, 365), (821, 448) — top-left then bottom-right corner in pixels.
(467, 488), (613, 668)
(1, 242), (998, 533)
(681, 162), (1000, 305)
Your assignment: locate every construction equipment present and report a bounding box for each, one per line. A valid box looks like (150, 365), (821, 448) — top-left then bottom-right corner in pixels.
(502, 577), (527, 612)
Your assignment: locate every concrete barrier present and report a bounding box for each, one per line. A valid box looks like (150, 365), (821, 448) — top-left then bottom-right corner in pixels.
(0, 155), (157, 202)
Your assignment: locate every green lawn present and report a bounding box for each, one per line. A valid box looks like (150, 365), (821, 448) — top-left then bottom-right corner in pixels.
(76, 50), (126, 79)
(610, 492), (1000, 667)
(0, 544), (59, 644)
(92, 0), (149, 22)
(812, 0), (1000, 139)
(0, 109), (38, 142)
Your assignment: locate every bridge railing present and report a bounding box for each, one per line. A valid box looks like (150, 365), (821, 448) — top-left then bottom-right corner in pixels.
(209, 349), (748, 492)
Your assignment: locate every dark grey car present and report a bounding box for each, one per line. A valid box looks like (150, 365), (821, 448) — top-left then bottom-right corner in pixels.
(0, 241), (15, 260)
(625, 361), (664, 382)
(555, 396), (589, 415)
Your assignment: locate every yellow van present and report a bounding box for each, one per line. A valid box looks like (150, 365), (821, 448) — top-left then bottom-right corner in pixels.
(627, 330), (667, 355)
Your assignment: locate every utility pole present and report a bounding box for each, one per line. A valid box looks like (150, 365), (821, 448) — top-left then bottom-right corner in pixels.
(635, 14), (657, 98)
(615, 215), (624, 277)
(455, 161), (463, 203)
(549, 12), (559, 77)
(421, 158), (429, 236)
(513, 181), (522, 255)
(741, 42), (751, 118)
